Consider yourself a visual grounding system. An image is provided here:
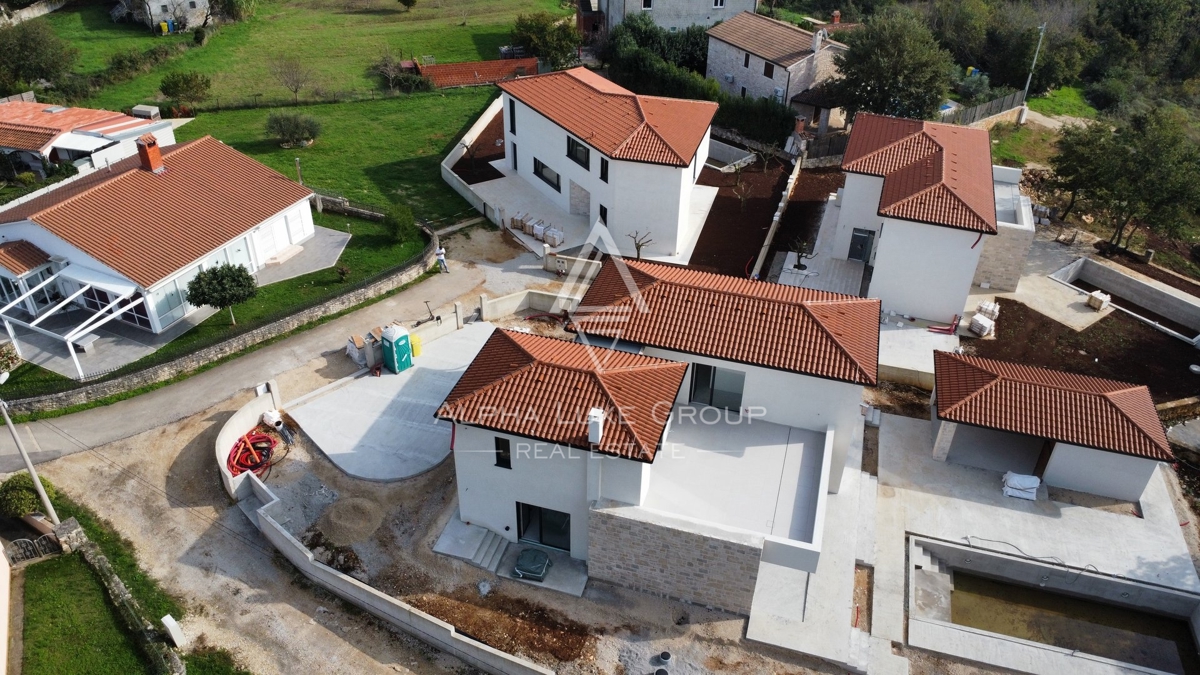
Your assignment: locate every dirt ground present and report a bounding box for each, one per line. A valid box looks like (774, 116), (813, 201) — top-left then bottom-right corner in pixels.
(1094, 242), (1200, 298)
(688, 162), (791, 277)
(967, 298), (1200, 402)
(771, 169), (846, 256)
(851, 567), (872, 633)
(863, 382), (932, 420)
(450, 109), (505, 185)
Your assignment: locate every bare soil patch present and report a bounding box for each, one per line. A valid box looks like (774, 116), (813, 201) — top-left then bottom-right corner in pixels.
(1094, 242), (1200, 298)
(852, 566), (873, 633)
(771, 168), (845, 257)
(689, 162), (791, 277)
(862, 426), (879, 476)
(451, 110), (505, 185)
(1071, 278), (1199, 339)
(1046, 486), (1141, 518)
(967, 298), (1199, 403)
(864, 381), (931, 419)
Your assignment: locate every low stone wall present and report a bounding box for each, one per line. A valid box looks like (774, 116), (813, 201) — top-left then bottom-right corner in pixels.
(239, 472), (552, 675)
(974, 219), (1035, 292)
(10, 232), (438, 415)
(587, 500), (763, 615)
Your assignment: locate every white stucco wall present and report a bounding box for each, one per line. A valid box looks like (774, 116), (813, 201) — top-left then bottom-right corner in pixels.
(0, 220), (127, 284)
(85, 124), (177, 173)
(640, 347), (863, 493)
(1042, 443), (1161, 502)
(602, 0), (756, 32)
(831, 172), (885, 257)
(453, 424), (592, 559)
(867, 218), (986, 322)
(587, 451), (652, 506)
(502, 92), (700, 258)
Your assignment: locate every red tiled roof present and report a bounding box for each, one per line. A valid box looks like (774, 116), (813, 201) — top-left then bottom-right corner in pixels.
(0, 136), (313, 288)
(574, 258), (880, 385)
(0, 240), (50, 275)
(707, 11), (844, 68)
(419, 58), (539, 89)
(933, 351), (1172, 461)
(498, 67), (718, 167)
(436, 329), (687, 462)
(842, 113), (997, 234)
(0, 122), (59, 152)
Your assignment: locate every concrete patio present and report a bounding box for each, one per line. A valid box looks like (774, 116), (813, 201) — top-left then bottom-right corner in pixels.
(288, 322), (495, 481)
(470, 161), (590, 257)
(777, 192), (867, 296)
(255, 225), (352, 286)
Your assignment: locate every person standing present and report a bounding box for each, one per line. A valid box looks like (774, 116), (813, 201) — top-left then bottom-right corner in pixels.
(436, 245), (448, 273)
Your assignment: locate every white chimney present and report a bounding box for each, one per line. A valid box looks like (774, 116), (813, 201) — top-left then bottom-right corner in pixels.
(812, 29), (824, 53)
(587, 408), (605, 445)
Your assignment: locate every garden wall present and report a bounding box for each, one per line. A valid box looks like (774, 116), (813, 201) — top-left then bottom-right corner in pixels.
(479, 290), (581, 321)
(240, 472), (553, 675)
(9, 226), (438, 414)
(751, 157), (805, 278)
(441, 98), (503, 221)
(1052, 257), (1200, 343)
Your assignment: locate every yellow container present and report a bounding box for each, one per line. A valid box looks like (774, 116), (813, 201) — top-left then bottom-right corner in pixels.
(411, 334), (423, 357)
(160, 21), (169, 34)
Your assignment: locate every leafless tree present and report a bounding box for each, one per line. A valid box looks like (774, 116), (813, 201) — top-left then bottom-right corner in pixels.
(627, 231), (654, 259)
(373, 47), (408, 91)
(458, 139), (480, 171)
(734, 182), (751, 212)
(269, 55), (316, 103)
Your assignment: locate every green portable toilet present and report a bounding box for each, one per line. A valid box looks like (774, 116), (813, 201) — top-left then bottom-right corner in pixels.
(381, 324), (412, 373)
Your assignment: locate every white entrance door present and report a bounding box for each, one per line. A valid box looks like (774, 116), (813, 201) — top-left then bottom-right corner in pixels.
(254, 224), (281, 261)
(286, 210), (305, 243)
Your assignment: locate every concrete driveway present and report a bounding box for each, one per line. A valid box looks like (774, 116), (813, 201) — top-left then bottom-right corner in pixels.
(288, 322), (495, 481)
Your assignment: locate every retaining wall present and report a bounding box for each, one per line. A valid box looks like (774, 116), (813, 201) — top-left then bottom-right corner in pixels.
(966, 105), (1023, 130)
(441, 97), (503, 221)
(479, 290), (581, 321)
(241, 472), (553, 675)
(587, 499), (763, 615)
(0, 0), (67, 25)
(542, 251), (602, 283)
(707, 140), (756, 171)
(216, 380), (283, 500)
(10, 231), (438, 415)
(750, 157), (805, 279)
(1052, 257), (1200, 341)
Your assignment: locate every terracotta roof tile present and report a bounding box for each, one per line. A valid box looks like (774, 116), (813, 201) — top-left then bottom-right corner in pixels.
(0, 136), (312, 288)
(574, 258), (880, 385)
(706, 11), (844, 67)
(0, 122), (59, 152)
(436, 329), (687, 462)
(419, 58), (539, 88)
(498, 67), (717, 167)
(0, 240), (49, 275)
(0, 101), (153, 152)
(842, 113), (997, 233)
(933, 351), (1172, 461)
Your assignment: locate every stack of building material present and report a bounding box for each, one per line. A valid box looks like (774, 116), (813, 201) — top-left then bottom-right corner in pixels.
(533, 222), (547, 241)
(544, 227), (564, 246)
(976, 301), (1000, 320)
(1086, 290), (1111, 311)
(969, 314), (995, 337)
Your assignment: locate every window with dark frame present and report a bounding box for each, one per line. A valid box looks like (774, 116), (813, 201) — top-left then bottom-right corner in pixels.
(512, 142), (518, 171)
(599, 204), (608, 224)
(567, 137), (590, 169)
(741, 86), (747, 98)
(714, 0), (725, 7)
(600, 157), (609, 182)
(642, 0), (652, 8)
(509, 99), (516, 134)
(763, 62), (775, 78)
(495, 437), (512, 469)
(533, 158), (561, 191)
(689, 363), (746, 411)
(743, 53), (750, 68)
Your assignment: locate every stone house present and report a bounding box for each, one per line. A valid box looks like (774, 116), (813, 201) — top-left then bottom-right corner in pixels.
(437, 257), (880, 614)
(579, 0), (758, 35)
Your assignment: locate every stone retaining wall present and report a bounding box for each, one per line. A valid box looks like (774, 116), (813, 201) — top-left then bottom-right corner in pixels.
(10, 228), (437, 415)
(587, 500), (763, 615)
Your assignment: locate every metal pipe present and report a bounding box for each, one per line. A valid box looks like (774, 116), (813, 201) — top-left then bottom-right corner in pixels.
(1022, 23), (1047, 102)
(0, 401), (59, 525)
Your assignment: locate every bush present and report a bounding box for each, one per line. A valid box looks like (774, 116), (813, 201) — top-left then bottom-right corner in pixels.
(15, 172), (37, 187)
(394, 72), (433, 94)
(0, 473), (57, 519)
(512, 11), (581, 70)
(383, 204), (417, 242)
(0, 342), (20, 373)
(107, 48), (145, 76)
(194, 27), (207, 46)
(160, 70), (212, 105)
(265, 111), (321, 145)
(50, 73), (93, 103)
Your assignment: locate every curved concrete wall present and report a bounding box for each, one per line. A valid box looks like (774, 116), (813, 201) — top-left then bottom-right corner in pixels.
(216, 381), (282, 500)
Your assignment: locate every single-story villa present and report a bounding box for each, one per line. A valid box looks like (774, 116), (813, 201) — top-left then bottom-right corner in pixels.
(0, 134), (314, 377)
(931, 350), (1173, 502)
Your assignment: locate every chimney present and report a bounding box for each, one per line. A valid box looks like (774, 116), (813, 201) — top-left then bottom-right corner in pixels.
(136, 134), (164, 174)
(587, 408), (605, 445)
(812, 28), (823, 53)
(832, 10), (841, 23)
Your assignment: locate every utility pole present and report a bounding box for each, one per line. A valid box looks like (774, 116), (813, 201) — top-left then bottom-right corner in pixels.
(294, 157), (304, 186)
(0, 375), (59, 525)
(1023, 22), (1048, 102)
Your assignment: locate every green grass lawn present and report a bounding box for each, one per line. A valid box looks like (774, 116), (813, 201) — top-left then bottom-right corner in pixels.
(61, 0), (568, 108)
(23, 553), (151, 675)
(1027, 86), (1097, 119)
(175, 88), (493, 219)
(990, 122), (1059, 167)
(42, 1), (190, 75)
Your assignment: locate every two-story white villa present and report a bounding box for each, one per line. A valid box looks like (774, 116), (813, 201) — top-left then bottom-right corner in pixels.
(706, 11), (845, 109)
(438, 258), (880, 614)
(578, 0), (757, 35)
(0, 134), (314, 377)
(497, 68), (718, 260)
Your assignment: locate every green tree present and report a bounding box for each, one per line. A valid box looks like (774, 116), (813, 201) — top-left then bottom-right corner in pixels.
(830, 8), (954, 119)
(265, 111), (321, 145)
(185, 263), (258, 325)
(160, 70), (212, 105)
(397, 0), (416, 9)
(512, 12), (581, 70)
(383, 204), (417, 242)
(1096, 0), (1189, 74)
(0, 19), (79, 93)
(924, 0), (990, 67)
(0, 473), (56, 519)
(1049, 121), (1117, 218)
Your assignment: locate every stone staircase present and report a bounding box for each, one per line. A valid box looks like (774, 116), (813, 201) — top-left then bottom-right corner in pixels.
(911, 543), (953, 622)
(469, 530), (509, 573)
(848, 627), (871, 673)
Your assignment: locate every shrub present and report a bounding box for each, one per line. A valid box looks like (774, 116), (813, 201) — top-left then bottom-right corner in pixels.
(107, 48), (145, 75)
(265, 111), (321, 145)
(15, 172), (37, 187)
(51, 73), (93, 102)
(393, 72), (433, 94)
(160, 70), (212, 105)
(0, 473), (57, 519)
(512, 11), (581, 70)
(383, 204), (417, 242)
(397, 0), (416, 9)
(193, 27), (207, 46)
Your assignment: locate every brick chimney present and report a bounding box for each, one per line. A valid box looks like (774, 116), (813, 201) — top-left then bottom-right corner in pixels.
(136, 134), (164, 174)
(832, 10), (841, 23)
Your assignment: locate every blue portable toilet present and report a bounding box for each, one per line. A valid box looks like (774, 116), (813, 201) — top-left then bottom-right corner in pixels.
(381, 324), (412, 373)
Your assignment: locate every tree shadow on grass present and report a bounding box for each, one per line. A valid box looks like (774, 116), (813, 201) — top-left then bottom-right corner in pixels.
(470, 27), (515, 60)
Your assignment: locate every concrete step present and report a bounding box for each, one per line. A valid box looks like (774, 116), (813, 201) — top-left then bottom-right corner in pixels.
(865, 406), (882, 427)
(480, 537), (509, 574)
(471, 531), (502, 567)
(869, 635), (910, 675)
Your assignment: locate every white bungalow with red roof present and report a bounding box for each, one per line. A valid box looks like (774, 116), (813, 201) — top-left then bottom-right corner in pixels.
(931, 351), (1173, 502)
(496, 68), (718, 260)
(0, 100), (175, 177)
(437, 258), (880, 614)
(803, 113), (1034, 322)
(0, 134), (314, 377)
